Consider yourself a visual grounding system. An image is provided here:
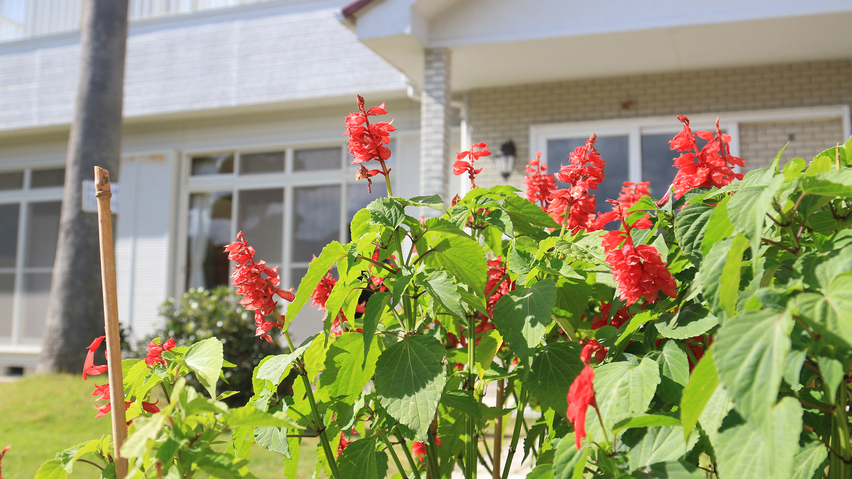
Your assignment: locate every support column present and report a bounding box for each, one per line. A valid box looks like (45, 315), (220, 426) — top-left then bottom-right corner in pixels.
(420, 47), (452, 204)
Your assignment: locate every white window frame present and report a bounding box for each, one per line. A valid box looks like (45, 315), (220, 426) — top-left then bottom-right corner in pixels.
(529, 105), (852, 184)
(0, 164), (65, 359)
(175, 139), (394, 298)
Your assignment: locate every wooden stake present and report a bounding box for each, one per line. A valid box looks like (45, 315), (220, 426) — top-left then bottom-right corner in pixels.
(94, 167), (128, 478)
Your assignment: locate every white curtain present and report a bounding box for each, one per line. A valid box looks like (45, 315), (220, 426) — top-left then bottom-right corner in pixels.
(187, 193), (212, 290)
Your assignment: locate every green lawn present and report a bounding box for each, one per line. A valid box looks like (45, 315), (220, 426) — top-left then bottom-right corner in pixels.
(0, 374), (318, 478)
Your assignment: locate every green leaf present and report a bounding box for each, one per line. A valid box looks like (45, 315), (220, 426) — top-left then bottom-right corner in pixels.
(700, 234), (749, 318)
(621, 426), (699, 471)
(407, 194), (447, 212)
(698, 383), (733, 446)
(527, 464), (556, 479)
(367, 197), (406, 228)
(255, 427), (290, 458)
(715, 309), (793, 427)
(700, 196), (735, 257)
(627, 195), (659, 213)
(374, 335), (447, 440)
(34, 459), (66, 479)
(616, 310), (657, 348)
(184, 337), (224, 398)
(350, 208), (372, 242)
(122, 414), (167, 458)
(491, 279), (557, 368)
(255, 339), (314, 386)
(421, 230), (487, 294)
(795, 276), (852, 349)
(284, 437), (301, 479)
(56, 439), (101, 474)
(655, 304), (718, 340)
(594, 357), (660, 430)
(552, 438), (588, 479)
(196, 452), (250, 479)
(554, 279), (592, 325)
(503, 195), (560, 234)
(441, 389), (482, 420)
(338, 437), (388, 479)
(727, 178), (783, 255)
(612, 415), (682, 435)
(680, 347), (718, 442)
(715, 398), (802, 479)
(527, 342), (585, 415)
(790, 442), (828, 479)
(319, 332), (380, 403)
(655, 341), (690, 404)
(474, 329), (502, 379)
(422, 270), (465, 319)
(361, 291), (389, 367)
(800, 169), (852, 197)
(631, 460), (704, 479)
(674, 202), (714, 263)
(228, 407), (295, 428)
(286, 241), (347, 329)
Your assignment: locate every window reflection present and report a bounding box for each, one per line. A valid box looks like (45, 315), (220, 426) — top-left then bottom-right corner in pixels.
(548, 135), (629, 211)
(237, 188), (283, 264)
(186, 192), (233, 290)
(292, 185), (341, 262)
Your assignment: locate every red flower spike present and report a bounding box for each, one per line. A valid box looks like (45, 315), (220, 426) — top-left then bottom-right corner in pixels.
(546, 134), (607, 233)
(669, 116), (744, 199)
(338, 432), (350, 457)
(566, 366), (598, 450)
(83, 336), (107, 380)
(311, 273), (337, 311)
(96, 401), (132, 419)
(523, 153), (557, 210)
(453, 143), (491, 188)
(345, 96), (395, 190)
(579, 339), (607, 365)
(145, 338), (176, 367)
(142, 400), (160, 414)
(0, 444), (10, 479)
(412, 437), (441, 462)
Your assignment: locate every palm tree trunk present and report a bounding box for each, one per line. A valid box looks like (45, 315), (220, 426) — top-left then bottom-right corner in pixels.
(37, 0), (129, 373)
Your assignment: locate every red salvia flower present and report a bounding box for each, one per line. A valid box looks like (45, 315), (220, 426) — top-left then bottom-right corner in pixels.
(412, 437), (441, 462)
(590, 302), (631, 330)
(345, 95), (395, 189)
(669, 116), (744, 199)
(337, 433), (350, 457)
(566, 366), (598, 450)
(547, 134), (607, 233)
(554, 134), (605, 191)
(602, 206), (677, 305)
(91, 382), (133, 418)
(141, 400), (160, 414)
(579, 339), (607, 365)
(96, 401), (132, 418)
(311, 273), (337, 311)
(225, 232), (295, 343)
(144, 338), (175, 367)
(453, 142), (491, 188)
(0, 444), (10, 479)
(485, 258), (514, 313)
(523, 152), (557, 209)
(83, 336), (108, 380)
(616, 181), (650, 210)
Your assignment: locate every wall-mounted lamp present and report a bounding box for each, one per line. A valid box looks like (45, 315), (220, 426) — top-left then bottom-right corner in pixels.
(493, 140), (517, 180)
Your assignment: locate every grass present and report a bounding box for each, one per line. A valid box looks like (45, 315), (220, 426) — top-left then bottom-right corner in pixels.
(0, 373), (319, 478)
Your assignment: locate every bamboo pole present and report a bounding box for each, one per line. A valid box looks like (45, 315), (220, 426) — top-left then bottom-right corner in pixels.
(94, 167), (127, 478)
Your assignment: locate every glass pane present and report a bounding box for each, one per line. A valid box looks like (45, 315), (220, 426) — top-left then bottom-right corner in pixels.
(237, 188), (283, 264)
(186, 192), (233, 290)
(30, 168), (65, 188)
(292, 185), (341, 262)
(641, 134), (679, 198)
(0, 204), (19, 268)
(20, 272), (51, 341)
(240, 151), (285, 175)
(191, 154), (234, 176)
(0, 171), (23, 190)
(346, 181), (387, 242)
(293, 147), (342, 172)
(24, 201), (61, 268)
(287, 267), (325, 343)
(0, 273), (13, 342)
(548, 135), (629, 212)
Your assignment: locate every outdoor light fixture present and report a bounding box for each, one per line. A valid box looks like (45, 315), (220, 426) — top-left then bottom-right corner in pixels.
(493, 140), (517, 180)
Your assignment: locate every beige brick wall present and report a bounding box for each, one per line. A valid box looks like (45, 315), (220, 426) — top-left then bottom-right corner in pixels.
(740, 119), (845, 170)
(467, 59), (852, 190)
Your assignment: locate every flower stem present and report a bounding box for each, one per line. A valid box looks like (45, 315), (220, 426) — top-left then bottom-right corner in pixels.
(467, 314), (478, 479)
(501, 385), (528, 479)
(379, 429), (409, 479)
(274, 309), (340, 479)
(380, 159), (394, 197)
(394, 427), (422, 479)
(559, 206), (570, 237)
(830, 374), (851, 478)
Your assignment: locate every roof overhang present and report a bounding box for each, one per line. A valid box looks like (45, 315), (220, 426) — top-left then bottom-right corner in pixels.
(343, 0), (852, 91)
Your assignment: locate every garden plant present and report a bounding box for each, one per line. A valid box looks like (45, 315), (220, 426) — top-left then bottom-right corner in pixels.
(34, 96), (852, 479)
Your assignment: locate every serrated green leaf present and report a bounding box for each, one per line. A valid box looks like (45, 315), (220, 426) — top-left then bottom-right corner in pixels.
(612, 415), (682, 435)
(319, 332), (379, 403)
(700, 196), (734, 257)
(527, 464), (556, 479)
(407, 194), (447, 212)
(423, 270), (465, 319)
(367, 197), (406, 228)
(697, 383), (733, 447)
(474, 329), (502, 379)
(350, 208), (373, 243)
(338, 437), (388, 479)
(552, 437), (587, 479)
(255, 339), (314, 386)
(34, 459), (66, 479)
(616, 310), (656, 348)
(503, 195), (560, 234)
(715, 397), (802, 479)
(492, 279), (557, 368)
(255, 427), (290, 458)
(794, 276), (852, 349)
(728, 178), (782, 256)
(361, 291), (389, 368)
(800, 169), (852, 197)
(674, 202), (714, 263)
(701, 234), (749, 318)
(655, 341), (690, 404)
(715, 309), (793, 427)
(374, 335), (447, 440)
(286, 242), (347, 329)
(421, 230), (487, 295)
(184, 337), (224, 398)
(632, 459), (704, 478)
(681, 348), (718, 442)
(196, 452), (250, 479)
(527, 342), (585, 415)
(441, 389), (482, 419)
(622, 426), (699, 471)
(655, 304), (718, 340)
(790, 441), (828, 479)
(122, 414), (167, 458)
(284, 437), (301, 479)
(594, 357), (661, 430)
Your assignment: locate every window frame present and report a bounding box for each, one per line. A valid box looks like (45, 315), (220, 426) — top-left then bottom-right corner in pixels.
(529, 105), (851, 185)
(0, 165), (65, 353)
(176, 139), (392, 298)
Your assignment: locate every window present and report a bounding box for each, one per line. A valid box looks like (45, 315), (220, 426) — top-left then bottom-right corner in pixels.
(180, 143), (393, 298)
(0, 166), (65, 347)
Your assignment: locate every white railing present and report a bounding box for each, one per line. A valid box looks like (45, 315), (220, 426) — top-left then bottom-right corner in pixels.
(0, 0), (281, 43)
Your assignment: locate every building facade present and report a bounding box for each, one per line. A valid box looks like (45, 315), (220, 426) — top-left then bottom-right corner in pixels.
(1, 0), (850, 372)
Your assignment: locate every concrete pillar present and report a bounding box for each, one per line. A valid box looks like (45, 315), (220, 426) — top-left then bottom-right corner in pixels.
(420, 47), (452, 204)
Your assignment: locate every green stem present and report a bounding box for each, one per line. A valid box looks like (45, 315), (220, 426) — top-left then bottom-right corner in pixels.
(502, 386), (528, 479)
(467, 314), (478, 479)
(394, 427), (422, 479)
(274, 309), (340, 479)
(379, 429), (409, 479)
(830, 378), (850, 479)
(380, 159), (394, 197)
(426, 426), (441, 479)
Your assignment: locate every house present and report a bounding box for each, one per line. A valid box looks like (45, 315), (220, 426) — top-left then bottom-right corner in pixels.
(1, 0), (850, 373)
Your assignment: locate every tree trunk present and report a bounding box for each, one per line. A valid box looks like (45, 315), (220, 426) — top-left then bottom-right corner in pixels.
(37, 0), (129, 373)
